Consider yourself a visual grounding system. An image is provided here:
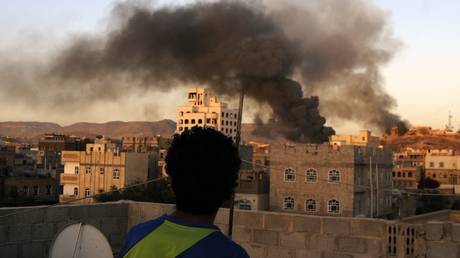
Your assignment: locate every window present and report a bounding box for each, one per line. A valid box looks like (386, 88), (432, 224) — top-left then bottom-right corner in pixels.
(433, 173), (437, 178)
(85, 188), (90, 197)
(328, 169), (340, 183)
(85, 167), (91, 175)
(403, 172), (406, 178)
(198, 119), (203, 124)
(179, 119), (183, 124)
(74, 187), (79, 196)
(46, 185), (52, 195)
(283, 197), (295, 210)
(113, 168), (120, 179)
(408, 172), (413, 178)
(392, 172), (395, 177)
(23, 186), (29, 196)
(284, 168), (296, 182)
(179, 127), (183, 131)
(238, 200), (252, 210)
(33, 185), (39, 195)
(179, 111), (183, 116)
(429, 162), (434, 167)
(397, 172), (401, 177)
(306, 169), (317, 182)
(191, 119), (196, 124)
(235, 114), (237, 119)
(99, 167), (105, 175)
(226, 113), (229, 118)
(206, 118), (210, 123)
(305, 199), (317, 212)
(226, 121), (229, 126)
(75, 166), (79, 174)
(328, 199), (340, 213)
(185, 119), (189, 124)
(439, 162), (445, 168)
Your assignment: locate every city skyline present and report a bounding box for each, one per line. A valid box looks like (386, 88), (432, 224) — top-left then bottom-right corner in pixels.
(0, 0), (459, 135)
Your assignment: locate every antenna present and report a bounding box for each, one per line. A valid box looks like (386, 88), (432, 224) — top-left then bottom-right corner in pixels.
(446, 111), (454, 131)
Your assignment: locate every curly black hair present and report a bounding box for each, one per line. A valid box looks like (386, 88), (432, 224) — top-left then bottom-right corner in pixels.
(165, 126), (241, 215)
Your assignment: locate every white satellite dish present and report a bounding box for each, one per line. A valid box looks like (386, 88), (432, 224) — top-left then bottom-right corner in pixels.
(49, 223), (113, 258)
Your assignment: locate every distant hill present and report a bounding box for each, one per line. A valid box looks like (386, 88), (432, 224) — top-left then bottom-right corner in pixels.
(0, 120), (176, 139)
(383, 134), (460, 152)
(0, 120), (286, 144)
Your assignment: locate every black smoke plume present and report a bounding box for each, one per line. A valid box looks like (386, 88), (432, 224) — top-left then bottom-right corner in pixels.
(0, 0), (409, 141)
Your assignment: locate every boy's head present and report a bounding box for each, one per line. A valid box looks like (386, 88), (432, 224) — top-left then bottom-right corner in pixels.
(166, 126), (241, 215)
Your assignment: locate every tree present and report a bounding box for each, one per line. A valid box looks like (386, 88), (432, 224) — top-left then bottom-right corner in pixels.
(418, 177), (440, 189)
(94, 178), (175, 204)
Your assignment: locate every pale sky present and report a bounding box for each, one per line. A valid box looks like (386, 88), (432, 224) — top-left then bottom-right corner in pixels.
(0, 0), (459, 134)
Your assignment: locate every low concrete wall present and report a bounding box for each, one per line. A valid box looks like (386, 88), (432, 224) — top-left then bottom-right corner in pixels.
(0, 201), (448, 258)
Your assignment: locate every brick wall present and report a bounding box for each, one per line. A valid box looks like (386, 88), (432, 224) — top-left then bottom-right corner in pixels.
(0, 201), (454, 258)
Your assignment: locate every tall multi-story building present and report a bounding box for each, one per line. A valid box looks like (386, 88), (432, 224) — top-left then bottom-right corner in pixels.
(392, 148), (425, 190)
(269, 143), (393, 217)
(330, 130), (381, 148)
(59, 138), (148, 203)
(176, 87), (238, 140)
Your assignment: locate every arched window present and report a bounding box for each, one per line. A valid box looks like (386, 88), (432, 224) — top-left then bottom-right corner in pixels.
(284, 168), (296, 182)
(113, 169), (120, 179)
(305, 199), (317, 212)
(328, 169), (340, 183)
(74, 166), (79, 174)
(397, 172), (401, 177)
(85, 188), (90, 197)
(284, 197), (295, 210)
(328, 199), (340, 213)
(198, 119), (203, 124)
(179, 119), (183, 124)
(74, 187), (79, 196)
(185, 119), (189, 124)
(191, 119), (196, 124)
(306, 169), (317, 182)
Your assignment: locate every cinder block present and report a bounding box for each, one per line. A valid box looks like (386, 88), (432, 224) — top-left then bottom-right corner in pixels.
(22, 242), (43, 258)
(17, 209), (46, 225)
(107, 203), (129, 217)
(264, 214), (291, 231)
(69, 205), (89, 220)
(425, 221), (444, 241)
(233, 227), (251, 243)
(88, 205), (108, 218)
(31, 223), (56, 240)
(241, 243), (265, 258)
(0, 244), (18, 258)
(235, 211), (263, 229)
(101, 217), (125, 235)
(336, 236), (366, 254)
(266, 247), (294, 258)
(321, 252), (353, 258)
(295, 249), (322, 258)
(253, 230), (279, 246)
(293, 216), (321, 233)
(451, 223), (460, 242)
(322, 218), (350, 235)
(280, 232), (307, 249)
(307, 234), (335, 251)
(426, 241), (458, 258)
(350, 219), (385, 238)
(8, 225), (31, 242)
(46, 207), (69, 223)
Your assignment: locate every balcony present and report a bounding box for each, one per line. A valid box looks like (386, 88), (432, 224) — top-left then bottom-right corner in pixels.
(60, 173), (78, 184)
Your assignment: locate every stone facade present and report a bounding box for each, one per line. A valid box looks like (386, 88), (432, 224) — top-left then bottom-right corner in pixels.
(270, 143), (393, 218)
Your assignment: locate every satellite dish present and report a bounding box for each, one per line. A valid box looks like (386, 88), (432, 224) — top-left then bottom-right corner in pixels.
(49, 223), (113, 258)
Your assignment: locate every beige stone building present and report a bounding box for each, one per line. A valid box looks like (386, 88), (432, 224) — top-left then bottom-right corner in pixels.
(393, 148), (425, 190)
(330, 130), (381, 148)
(59, 139), (149, 203)
(270, 143), (393, 217)
(176, 87), (238, 140)
(234, 170), (269, 211)
(121, 136), (158, 153)
(424, 150), (460, 192)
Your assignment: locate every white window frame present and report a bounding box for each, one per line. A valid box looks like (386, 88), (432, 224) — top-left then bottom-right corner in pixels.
(328, 169), (340, 183)
(113, 168), (120, 179)
(305, 168), (318, 183)
(84, 188), (90, 197)
(284, 168), (296, 182)
(85, 166), (92, 175)
(305, 199), (317, 212)
(283, 197), (295, 210)
(327, 199), (340, 213)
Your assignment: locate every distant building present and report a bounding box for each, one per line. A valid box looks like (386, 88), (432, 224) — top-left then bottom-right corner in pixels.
(1, 176), (58, 203)
(235, 170), (269, 211)
(392, 148), (425, 190)
(0, 145), (15, 177)
(269, 143), (393, 217)
(329, 130), (380, 148)
(424, 150), (460, 193)
(176, 87), (238, 140)
(59, 138), (149, 203)
(121, 136), (158, 153)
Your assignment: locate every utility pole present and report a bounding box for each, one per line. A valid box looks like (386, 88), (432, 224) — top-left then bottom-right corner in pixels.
(228, 89), (245, 238)
(376, 162), (379, 217)
(370, 156), (373, 218)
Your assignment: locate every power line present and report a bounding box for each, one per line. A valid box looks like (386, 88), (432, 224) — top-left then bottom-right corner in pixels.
(0, 176), (168, 220)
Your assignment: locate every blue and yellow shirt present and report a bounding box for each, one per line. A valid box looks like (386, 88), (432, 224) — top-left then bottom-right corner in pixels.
(118, 215), (249, 258)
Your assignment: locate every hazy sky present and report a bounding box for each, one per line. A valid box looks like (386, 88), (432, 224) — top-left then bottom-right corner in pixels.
(0, 0), (459, 134)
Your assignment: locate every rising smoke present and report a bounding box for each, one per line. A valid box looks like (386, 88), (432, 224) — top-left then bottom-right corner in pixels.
(0, 0), (409, 142)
